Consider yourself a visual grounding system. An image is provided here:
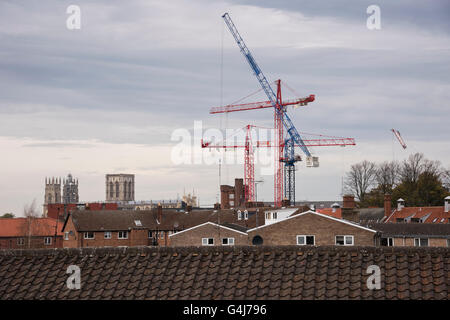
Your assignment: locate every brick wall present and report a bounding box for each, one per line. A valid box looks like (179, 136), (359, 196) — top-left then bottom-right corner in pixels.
(0, 236), (63, 249)
(247, 212), (376, 246)
(391, 237), (448, 247)
(170, 223), (248, 247)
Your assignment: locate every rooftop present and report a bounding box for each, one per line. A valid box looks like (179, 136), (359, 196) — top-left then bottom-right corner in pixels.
(0, 245), (447, 300)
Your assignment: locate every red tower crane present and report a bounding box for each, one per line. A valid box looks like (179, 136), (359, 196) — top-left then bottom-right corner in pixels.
(202, 124), (356, 204)
(210, 80), (316, 205)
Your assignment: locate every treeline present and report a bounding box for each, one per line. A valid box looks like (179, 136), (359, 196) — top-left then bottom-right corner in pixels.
(344, 153), (450, 208)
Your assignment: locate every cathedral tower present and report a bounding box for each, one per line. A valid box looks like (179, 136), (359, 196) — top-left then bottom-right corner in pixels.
(63, 173), (79, 204)
(44, 177), (61, 216)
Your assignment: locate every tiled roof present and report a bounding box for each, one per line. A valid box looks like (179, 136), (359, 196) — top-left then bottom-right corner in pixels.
(0, 245), (447, 300)
(0, 218), (63, 237)
(371, 223), (450, 237)
(386, 207), (449, 224)
(65, 208), (265, 233)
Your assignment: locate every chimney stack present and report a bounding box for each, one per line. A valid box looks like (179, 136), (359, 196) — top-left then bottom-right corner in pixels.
(397, 198), (405, 211)
(445, 196), (450, 213)
(343, 195), (355, 209)
(384, 194), (392, 218)
(157, 203), (162, 223)
(342, 195), (358, 222)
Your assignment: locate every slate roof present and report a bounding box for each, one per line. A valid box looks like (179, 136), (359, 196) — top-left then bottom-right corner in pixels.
(372, 223), (450, 238)
(64, 208), (265, 233)
(0, 245), (448, 300)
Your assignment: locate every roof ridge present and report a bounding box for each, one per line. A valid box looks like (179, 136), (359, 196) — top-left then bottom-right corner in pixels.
(1, 245), (448, 257)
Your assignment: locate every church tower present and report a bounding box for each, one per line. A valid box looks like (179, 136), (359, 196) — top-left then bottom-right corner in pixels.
(44, 177), (61, 216)
(63, 173), (79, 204)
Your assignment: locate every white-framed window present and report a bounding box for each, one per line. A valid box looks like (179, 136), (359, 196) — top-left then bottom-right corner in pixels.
(222, 238), (235, 246)
(244, 210), (248, 220)
(265, 212), (271, 220)
(160, 231), (164, 239)
(335, 235), (354, 246)
(272, 212), (277, 219)
(64, 232), (69, 240)
(229, 194), (234, 199)
(387, 237), (394, 246)
(202, 238), (214, 246)
(414, 238), (429, 247)
(84, 232), (94, 239)
(104, 231), (112, 239)
(237, 210), (242, 220)
(44, 237), (52, 245)
(17, 238), (25, 245)
(230, 200), (234, 206)
(148, 231), (153, 238)
(118, 231), (128, 239)
(297, 235), (315, 245)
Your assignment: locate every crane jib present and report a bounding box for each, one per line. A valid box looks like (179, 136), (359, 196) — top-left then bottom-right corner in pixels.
(222, 12), (312, 157)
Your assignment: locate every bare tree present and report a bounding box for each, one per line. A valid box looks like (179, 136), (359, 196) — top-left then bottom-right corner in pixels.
(399, 153), (426, 184)
(375, 161), (400, 194)
(344, 160), (377, 202)
(22, 199), (41, 248)
(443, 168), (450, 191)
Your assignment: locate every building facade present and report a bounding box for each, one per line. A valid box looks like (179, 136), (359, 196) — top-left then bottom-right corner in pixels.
(106, 174), (135, 202)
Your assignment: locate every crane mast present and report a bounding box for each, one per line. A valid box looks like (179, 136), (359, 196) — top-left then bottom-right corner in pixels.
(222, 13), (312, 158)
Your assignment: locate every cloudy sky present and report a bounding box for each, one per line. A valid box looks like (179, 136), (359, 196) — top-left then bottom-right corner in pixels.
(1, 0), (449, 216)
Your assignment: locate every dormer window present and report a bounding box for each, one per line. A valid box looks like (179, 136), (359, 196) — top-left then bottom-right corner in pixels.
(134, 220), (142, 227)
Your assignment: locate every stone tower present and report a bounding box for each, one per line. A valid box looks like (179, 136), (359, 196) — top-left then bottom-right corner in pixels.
(63, 173), (79, 204)
(106, 174), (135, 202)
(44, 177), (61, 216)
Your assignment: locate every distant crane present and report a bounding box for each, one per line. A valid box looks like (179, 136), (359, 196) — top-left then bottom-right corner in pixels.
(215, 13), (355, 206)
(202, 124), (356, 204)
(392, 129), (407, 149)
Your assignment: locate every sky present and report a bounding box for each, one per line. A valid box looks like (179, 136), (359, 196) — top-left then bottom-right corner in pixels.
(0, 0), (449, 216)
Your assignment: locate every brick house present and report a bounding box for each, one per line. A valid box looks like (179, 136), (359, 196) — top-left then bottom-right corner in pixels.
(169, 222), (248, 247)
(373, 223), (450, 247)
(0, 217), (63, 249)
(247, 210), (377, 246)
(61, 208), (182, 248)
(61, 206), (265, 248)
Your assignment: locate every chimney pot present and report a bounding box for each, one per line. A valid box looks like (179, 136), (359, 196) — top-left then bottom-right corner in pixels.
(444, 196), (450, 213)
(397, 198), (405, 211)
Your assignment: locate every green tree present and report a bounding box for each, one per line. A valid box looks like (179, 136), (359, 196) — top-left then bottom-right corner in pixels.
(0, 213), (15, 218)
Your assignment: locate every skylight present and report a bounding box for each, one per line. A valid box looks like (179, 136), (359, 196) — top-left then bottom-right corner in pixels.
(134, 220), (142, 226)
